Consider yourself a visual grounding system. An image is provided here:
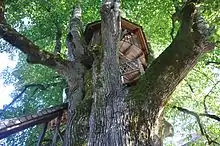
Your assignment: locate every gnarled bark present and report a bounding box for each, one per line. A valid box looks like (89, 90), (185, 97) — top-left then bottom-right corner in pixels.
(63, 5), (87, 146)
(88, 0), (130, 145)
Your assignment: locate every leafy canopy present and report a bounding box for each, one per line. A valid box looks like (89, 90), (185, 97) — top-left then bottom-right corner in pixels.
(0, 0), (219, 145)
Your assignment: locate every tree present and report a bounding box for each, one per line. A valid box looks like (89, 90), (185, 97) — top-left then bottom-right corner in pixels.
(0, 0), (219, 145)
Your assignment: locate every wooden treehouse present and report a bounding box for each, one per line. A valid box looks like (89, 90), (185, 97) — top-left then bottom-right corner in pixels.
(0, 18), (149, 144)
(84, 17), (149, 84)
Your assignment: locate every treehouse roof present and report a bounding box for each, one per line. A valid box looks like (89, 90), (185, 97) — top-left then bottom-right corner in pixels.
(84, 17), (149, 56)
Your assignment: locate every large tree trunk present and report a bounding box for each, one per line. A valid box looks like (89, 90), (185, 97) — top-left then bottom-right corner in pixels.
(68, 1), (213, 146)
(87, 1), (162, 145)
(88, 1), (129, 145)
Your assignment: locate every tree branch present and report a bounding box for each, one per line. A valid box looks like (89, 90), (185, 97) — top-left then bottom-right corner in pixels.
(0, 81), (63, 116)
(199, 113), (220, 122)
(174, 106), (205, 134)
(37, 0), (63, 56)
(64, 5), (88, 145)
(0, 1), (69, 69)
(174, 106), (220, 145)
(133, 2), (215, 108)
(192, 68), (215, 83)
(184, 79), (194, 93)
(66, 5), (94, 68)
(203, 80), (220, 113)
(66, 5), (84, 61)
(206, 61), (220, 66)
(174, 105), (220, 122)
(54, 23), (62, 55)
(0, 0), (6, 23)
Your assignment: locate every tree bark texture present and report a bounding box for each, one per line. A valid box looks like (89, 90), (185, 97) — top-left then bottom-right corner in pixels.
(62, 5), (87, 146)
(88, 1), (130, 145)
(87, 2), (214, 146)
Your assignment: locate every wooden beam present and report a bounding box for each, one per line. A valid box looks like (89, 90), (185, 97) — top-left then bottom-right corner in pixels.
(138, 59), (145, 74)
(123, 68), (139, 75)
(134, 52), (144, 60)
(37, 122), (48, 146)
(52, 113), (62, 146)
(120, 42), (133, 54)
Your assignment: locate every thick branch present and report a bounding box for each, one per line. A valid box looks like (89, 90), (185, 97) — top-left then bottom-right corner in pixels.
(66, 5), (94, 68)
(133, 3), (215, 108)
(0, 23), (69, 68)
(0, 2), (69, 68)
(101, 0), (122, 90)
(64, 5), (87, 146)
(88, 0), (123, 145)
(67, 5), (84, 61)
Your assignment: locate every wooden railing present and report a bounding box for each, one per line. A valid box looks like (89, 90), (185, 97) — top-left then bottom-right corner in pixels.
(0, 103), (67, 139)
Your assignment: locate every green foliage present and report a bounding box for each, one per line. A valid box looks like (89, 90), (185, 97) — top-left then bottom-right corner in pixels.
(0, 0), (219, 145)
(164, 62), (220, 145)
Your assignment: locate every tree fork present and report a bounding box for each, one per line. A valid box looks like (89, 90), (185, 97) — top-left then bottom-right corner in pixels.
(130, 2), (215, 144)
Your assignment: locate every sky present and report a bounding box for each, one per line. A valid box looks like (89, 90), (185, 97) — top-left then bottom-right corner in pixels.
(0, 52), (17, 109)
(0, 18), (30, 110)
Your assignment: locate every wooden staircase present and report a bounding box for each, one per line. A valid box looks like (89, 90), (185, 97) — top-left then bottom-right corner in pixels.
(0, 103), (67, 140)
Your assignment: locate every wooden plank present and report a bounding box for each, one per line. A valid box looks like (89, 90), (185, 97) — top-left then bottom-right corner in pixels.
(134, 51), (144, 60)
(123, 69), (139, 75)
(19, 116), (28, 123)
(120, 41), (133, 54)
(52, 113), (62, 146)
(138, 59), (145, 75)
(136, 30), (148, 54)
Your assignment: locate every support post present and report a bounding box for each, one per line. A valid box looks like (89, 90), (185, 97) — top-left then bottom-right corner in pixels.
(37, 122), (48, 146)
(52, 113), (62, 146)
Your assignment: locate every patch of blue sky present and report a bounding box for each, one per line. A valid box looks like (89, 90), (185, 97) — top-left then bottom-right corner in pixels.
(0, 52), (17, 109)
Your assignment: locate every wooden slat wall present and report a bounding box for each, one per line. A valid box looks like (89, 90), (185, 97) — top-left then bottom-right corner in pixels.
(84, 18), (149, 84)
